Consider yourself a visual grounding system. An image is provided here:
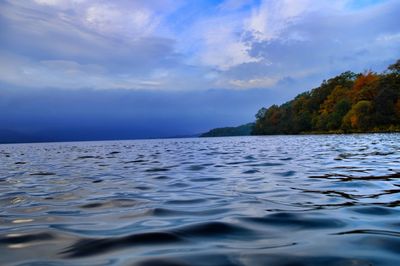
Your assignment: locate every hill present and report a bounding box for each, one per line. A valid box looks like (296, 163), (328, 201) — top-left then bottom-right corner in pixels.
(253, 59), (400, 135)
(200, 123), (254, 137)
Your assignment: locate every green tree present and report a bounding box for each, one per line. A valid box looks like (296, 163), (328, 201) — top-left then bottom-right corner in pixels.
(373, 67), (400, 126)
(252, 59), (400, 135)
(388, 59), (400, 74)
(342, 101), (373, 130)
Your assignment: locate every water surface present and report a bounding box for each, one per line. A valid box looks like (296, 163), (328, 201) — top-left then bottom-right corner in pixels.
(1, 134), (400, 265)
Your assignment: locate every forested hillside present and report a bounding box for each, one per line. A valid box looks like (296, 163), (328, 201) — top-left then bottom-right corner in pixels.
(253, 60), (400, 134)
(201, 123), (254, 137)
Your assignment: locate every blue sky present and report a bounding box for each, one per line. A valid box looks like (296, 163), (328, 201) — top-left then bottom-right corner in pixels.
(1, 0), (400, 141)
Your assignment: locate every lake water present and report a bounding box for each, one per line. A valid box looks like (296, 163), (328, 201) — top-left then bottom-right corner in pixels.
(1, 134), (400, 265)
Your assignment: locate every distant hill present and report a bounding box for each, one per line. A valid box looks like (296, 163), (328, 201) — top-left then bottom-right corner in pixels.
(202, 59), (400, 138)
(253, 59), (400, 135)
(200, 123), (254, 137)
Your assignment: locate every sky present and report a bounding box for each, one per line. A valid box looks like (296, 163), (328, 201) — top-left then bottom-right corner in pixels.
(1, 0), (400, 142)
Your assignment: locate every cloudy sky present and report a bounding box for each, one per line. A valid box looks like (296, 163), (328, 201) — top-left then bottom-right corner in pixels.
(1, 0), (400, 142)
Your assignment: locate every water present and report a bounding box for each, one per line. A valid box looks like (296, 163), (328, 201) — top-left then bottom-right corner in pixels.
(1, 134), (400, 266)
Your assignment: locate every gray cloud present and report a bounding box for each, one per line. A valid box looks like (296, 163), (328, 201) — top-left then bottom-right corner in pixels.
(0, 87), (284, 142)
(0, 0), (189, 90)
(1, 0), (400, 141)
(1, 0), (399, 92)
(220, 0), (400, 94)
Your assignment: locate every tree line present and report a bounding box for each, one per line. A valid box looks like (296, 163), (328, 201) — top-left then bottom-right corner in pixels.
(253, 59), (400, 135)
(201, 123), (254, 137)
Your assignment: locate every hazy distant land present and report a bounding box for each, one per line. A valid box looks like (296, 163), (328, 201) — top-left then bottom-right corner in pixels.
(200, 123), (254, 137)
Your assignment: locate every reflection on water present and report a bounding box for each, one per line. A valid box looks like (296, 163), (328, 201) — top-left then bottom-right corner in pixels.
(1, 134), (400, 265)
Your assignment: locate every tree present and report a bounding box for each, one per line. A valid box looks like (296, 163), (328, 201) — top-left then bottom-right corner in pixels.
(255, 107), (267, 120)
(329, 99), (351, 130)
(320, 85), (351, 115)
(342, 101), (373, 130)
(388, 59), (400, 74)
(395, 99), (400, 121)
(252, 59), (400, 135)
(350, 71), (379, 102)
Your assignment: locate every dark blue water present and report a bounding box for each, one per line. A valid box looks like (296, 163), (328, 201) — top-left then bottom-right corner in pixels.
(1, 134), (400, 265)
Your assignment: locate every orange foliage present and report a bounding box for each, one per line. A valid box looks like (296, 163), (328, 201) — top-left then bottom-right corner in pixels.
(350, 71), (379, 102)
(320, 85), (349, 114)
(352, 72), (379, 92)
(350, 115), (358, 128)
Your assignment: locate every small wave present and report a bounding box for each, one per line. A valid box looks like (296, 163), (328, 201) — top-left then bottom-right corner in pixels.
(276, 170), (296, 177)
(189, 177), (224, 182)
(153, 175), (170, 180)
(167, 182), (190, 188)
(80, 199), (144, 209)
(0, 232), (55, 245)
(149, 207), (228, 217)
(186, 165), (205, 171)
(240, 254), (377, 266)
(334, 229), (400, 237)
(29, 172), (56, 176)
(248, 162), (284, 167)
(3, 135), (400, 265)
(348, 206), (399, 216)
(165, 199), (207, 205)
(76, 156), (103, 160)
(80, 202), (104, 209)
(242, 212), (346, 229)
(135, 258), (191, 266)
(308, 172), (400, 181)
(63, 232), (185, 258)
(173, 221), (254, 238)
(145, 167), (170, 172)
(242, 169), (259, 174)
(135, 254), (237, 266)
(124, 159), (147, 164)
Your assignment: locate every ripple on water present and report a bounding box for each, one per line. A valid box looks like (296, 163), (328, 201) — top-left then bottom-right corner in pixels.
(241, 212), (347, 229)
(63, 232), (185, 258)
(29, 172), (56, 176)
(2, 135), (400, 265)
(242, 169), (259, 174)
(0, 232), (55, 245)
(186, 165), (205, 171)
(76, 155), (103, 160)
(165, 198), (207, 205)
(149, 207), (228, 217)
(348, 206), (399, 216)
(145, 167), (170, 172)
(173, 221), (254, 238)
(189, 177), (224, 182)
(135, 254), (238, 266)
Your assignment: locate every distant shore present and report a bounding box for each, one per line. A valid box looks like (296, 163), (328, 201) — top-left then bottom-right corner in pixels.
(203, 60), (400, 137)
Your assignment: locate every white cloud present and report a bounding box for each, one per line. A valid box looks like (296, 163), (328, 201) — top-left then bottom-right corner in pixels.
(199, 22), (260, 70)
(0, 53), (166, 90)
(1, 0), (399, 92)
(376, 32), (400, 43)
(84, 3), (159, 39)
(227, 77), (278, 89)
(186, 10), (262, 71)
(188, 0), (319, 71)
(33, 0), (87, 9)
(245, 0), (312, 41)
(34, 0), (63, 5)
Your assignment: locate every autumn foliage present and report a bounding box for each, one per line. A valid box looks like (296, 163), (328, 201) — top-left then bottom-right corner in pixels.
(253, 59), (400, 134)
